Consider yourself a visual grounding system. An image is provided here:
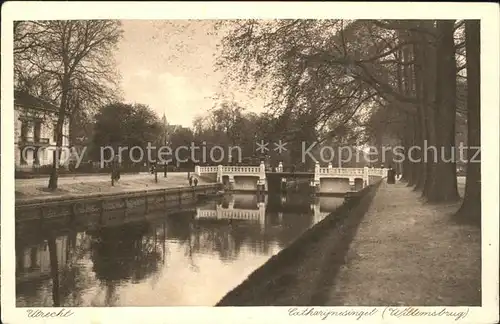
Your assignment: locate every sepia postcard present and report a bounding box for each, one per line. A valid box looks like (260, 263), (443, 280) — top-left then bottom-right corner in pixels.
(1, 1), (499, 324)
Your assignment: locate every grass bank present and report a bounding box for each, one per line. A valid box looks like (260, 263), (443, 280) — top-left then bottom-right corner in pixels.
(327, 181), (481, 306)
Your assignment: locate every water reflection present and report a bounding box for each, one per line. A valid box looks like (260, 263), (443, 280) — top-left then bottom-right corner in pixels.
(16, 193), (344, 306)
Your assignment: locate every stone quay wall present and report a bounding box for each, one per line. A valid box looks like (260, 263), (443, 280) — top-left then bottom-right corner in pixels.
(15, 184), (222, 231)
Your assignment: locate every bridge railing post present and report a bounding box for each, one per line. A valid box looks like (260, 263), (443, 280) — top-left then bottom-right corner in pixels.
(258, 160), (266, 191)
(217, 165), (223, 183)
(363, 166), (369, 187)
(228, 175), (235, 191)
(195, 165), (201, 177)
(314, 161), (320, 187)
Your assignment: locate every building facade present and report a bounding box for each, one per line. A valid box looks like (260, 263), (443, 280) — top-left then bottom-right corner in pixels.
(14, 90), (70, 169)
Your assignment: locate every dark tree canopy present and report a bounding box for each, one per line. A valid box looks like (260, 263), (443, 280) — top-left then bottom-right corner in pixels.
(92, 103), (163, 163)
(215, 19), (479, 220)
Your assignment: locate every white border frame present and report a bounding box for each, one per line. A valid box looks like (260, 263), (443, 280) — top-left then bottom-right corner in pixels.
(2, 2), (499, 324)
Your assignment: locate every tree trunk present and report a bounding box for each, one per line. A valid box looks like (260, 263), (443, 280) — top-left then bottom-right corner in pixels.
(401, 150), (411, 182)
(426, 20), (460, 203)
(421, 21), (439, 199)
(48, 82), (69, 190)
(407, 116), (418, 187)
(400, 126), (412, 183)
(412, 29), (428, 191)
(409, 116), (421, 187)
(400, 118), (413, 183)
(398, 28), (423, 189)
(396, 47), (412, 183)
(48, 116), (65, 190)
(457, 20), (481, 223)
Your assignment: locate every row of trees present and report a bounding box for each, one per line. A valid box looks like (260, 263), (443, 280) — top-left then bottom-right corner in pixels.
(14, 19), (481, 222)
(13, 19), (292, 174)
(89, 98), (361, 168)
(87, 100), (277, 166)
(190, 100), (365, 168)
(215, 19), (480, 222)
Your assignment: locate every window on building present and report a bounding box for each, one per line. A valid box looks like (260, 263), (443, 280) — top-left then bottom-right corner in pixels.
(20, 149), (27, 165)
(34, 120), (41, 143)
(53, 123), (58, 142)
(20, 121), (28, 142)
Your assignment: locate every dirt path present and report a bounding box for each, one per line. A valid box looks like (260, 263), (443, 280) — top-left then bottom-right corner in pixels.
(218, 180), (480, 307)
(15, 172), (211, 202)
(327, 181), (481, 306)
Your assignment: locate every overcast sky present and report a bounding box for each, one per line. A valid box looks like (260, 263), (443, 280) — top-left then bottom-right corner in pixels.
(115, 20), (265, 127)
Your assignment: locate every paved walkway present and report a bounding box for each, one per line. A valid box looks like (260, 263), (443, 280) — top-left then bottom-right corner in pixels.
(15, 172), (188, 186)
(15, 172), (213, 202)
(326, 180), (481, 306)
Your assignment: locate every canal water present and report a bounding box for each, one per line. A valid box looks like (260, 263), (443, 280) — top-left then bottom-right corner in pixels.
(15, 192), (345, 307)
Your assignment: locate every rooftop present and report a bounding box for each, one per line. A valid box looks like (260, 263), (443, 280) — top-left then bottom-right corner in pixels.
(14, 90), (59, 112)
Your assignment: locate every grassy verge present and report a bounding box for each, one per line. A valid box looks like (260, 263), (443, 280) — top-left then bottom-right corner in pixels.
(327, 181), (481, 306)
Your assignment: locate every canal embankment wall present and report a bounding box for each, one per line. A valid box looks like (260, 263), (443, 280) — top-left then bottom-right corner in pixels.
(216, 180), (382, 306)
(15, 184), (222, 231)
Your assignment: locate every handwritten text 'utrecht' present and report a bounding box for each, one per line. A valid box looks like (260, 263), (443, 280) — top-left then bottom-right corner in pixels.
(26, 309), (74, 318)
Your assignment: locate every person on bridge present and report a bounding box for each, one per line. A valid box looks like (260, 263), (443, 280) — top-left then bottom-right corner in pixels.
(193, 177), (199, 187)
(188, 176), (193, 187)
(387, 165), (396, 184)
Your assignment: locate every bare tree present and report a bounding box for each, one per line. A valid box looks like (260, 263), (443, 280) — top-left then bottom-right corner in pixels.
(14, 20), (123, 189)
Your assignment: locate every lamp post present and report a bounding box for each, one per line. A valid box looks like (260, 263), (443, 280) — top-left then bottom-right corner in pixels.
(155, 163), (158, 183)
(163, 140), (169, 178)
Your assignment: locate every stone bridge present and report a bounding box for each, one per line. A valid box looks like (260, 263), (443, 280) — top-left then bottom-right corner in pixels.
(194, 162), (387, 194)
(194, 194), (346, 229)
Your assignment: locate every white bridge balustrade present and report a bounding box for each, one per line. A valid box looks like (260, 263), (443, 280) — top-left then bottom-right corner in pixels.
(195, 196), (344, 230)
(195, 203), (266, 230)
(316, 164), (385, 187)
(194, 161), (387, 192)
(195, 164), (266, 187)
(197, 166), (218, 173)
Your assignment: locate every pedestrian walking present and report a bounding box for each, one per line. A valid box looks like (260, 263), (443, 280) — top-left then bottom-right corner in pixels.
(188, 176), (193, 187)
(114, 155), (121, 182)
(111, 154), (120, 185)
(193, 177), (198, 187)
(111, 163), (116, 186)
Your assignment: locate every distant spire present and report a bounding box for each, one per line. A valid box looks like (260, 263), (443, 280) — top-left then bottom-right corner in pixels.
(162, 111), (167, 125)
